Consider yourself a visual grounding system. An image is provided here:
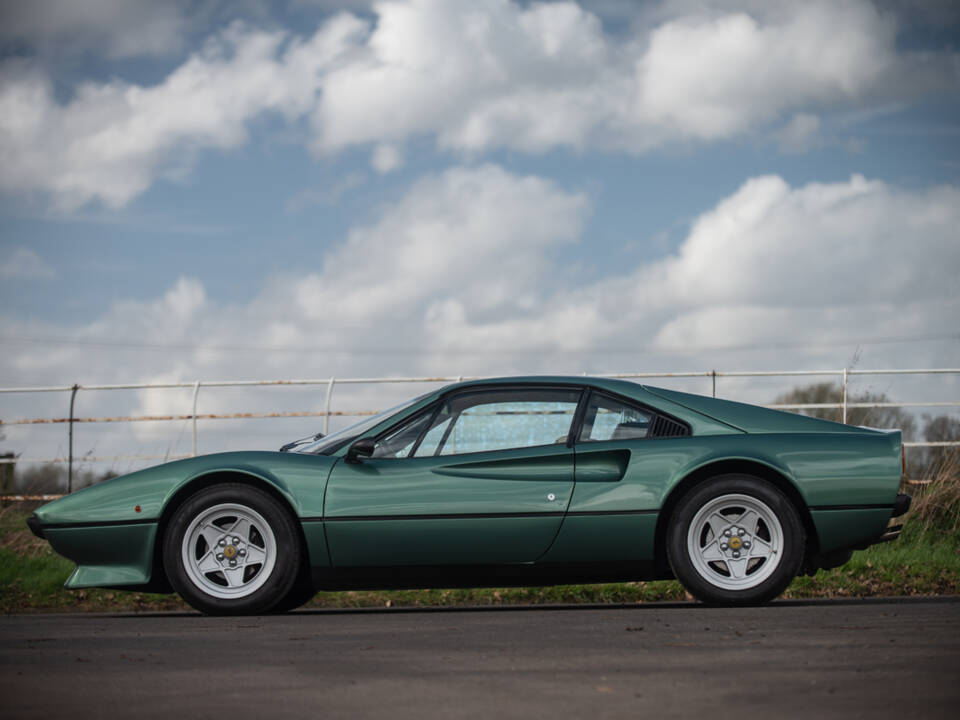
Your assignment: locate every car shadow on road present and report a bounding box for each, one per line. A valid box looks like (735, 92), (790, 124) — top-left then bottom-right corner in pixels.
(91, 594), (960, 620)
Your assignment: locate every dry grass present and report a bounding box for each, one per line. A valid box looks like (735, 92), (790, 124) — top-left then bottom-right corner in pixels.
(0, 504), (49, 557)
(907, 451), (960, 535)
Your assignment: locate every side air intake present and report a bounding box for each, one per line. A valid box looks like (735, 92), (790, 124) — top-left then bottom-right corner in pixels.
(649, 415), (690, 438)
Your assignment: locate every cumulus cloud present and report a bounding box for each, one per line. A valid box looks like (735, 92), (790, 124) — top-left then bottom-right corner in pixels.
(0, 16), (366, 209)
(312, 0), (953, 153)
(2, 165), (957, 462)
(291, 164), (588, 329)
(404, 171), (960, 375)
(7, 166), (959, 380)
(1, 0), (955, 209)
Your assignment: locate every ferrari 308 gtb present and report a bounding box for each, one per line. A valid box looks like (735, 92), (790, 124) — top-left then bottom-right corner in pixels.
(28, 376), (910, 614)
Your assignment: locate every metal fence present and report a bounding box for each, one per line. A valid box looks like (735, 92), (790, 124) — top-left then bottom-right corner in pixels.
(1, 367), (958, 499)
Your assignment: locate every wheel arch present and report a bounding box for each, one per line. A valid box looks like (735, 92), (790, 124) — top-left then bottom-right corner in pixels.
(652, 458), (819, 577)
(149, 470), (308, 593)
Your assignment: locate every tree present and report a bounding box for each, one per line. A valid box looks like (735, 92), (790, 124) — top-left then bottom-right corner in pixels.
(772, 382), (917, 439)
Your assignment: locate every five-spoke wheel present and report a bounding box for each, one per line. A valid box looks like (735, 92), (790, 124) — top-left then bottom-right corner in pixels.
(667, 475), (805, 604)
(164, 484), (302, 615)
(180, 503), (277, 599)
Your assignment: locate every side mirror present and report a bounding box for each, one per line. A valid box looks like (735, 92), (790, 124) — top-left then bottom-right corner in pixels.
(346, 437), (376, 464)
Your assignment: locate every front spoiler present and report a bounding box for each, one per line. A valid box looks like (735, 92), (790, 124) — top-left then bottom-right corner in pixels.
(26, 514), (44, 539)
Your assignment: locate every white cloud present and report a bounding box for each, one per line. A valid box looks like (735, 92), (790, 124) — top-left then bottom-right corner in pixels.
(400, 171), (960, 379)
(0, 247), (55, 279)
(6, 167), (958, 382)
(291, 164), (589, 327)
(2, 166), (957, 463)
(1, 0), (955, 210)
(312, 0), (954, 155)
(0, 16), (366, 209)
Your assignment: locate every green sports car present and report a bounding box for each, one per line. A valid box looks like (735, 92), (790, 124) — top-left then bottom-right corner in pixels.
(27, 376), (910, 614)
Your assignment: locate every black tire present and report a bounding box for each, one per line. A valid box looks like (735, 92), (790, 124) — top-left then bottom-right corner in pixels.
(270, 573), (317, 613)
(666, 474), (805, 605)
(163, 483), (302, 615)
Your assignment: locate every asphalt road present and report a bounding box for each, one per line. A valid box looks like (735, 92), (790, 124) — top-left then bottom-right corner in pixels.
(2, 598), (959, 719)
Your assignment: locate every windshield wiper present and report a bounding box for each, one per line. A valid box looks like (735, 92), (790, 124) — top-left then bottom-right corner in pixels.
(279, 432), (324, 452)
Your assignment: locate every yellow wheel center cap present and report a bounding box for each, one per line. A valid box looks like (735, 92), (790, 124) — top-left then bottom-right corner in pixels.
(728, 537), (742, 550)
(223, 545), (237, 559)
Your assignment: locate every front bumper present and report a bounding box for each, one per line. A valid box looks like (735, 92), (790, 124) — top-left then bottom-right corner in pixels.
(26, 514), (44, 539)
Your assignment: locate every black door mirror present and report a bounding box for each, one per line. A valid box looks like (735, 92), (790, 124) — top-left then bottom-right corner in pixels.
(346, 437), (376, 464)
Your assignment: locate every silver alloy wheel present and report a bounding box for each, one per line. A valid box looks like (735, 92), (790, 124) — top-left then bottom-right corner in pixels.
(686, 493), (784, 591)
(180, 502), (277, 600)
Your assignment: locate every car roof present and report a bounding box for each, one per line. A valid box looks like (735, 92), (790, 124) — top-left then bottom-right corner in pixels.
(443, 375), (648, 398)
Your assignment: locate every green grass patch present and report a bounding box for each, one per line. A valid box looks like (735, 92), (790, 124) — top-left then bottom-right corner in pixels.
(3, 500), (958, 614)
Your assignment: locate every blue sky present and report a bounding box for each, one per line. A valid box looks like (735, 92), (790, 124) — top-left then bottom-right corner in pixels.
(0, 0), (958, 465)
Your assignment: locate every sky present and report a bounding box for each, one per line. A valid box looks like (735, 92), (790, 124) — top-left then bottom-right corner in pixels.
(0, 0), (958, 470)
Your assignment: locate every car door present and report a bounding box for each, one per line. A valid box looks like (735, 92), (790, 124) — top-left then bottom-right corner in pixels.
(555, 390), (688, 564)
(324, 386), (583, 567)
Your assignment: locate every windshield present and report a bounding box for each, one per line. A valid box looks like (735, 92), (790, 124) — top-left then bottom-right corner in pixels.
(289, 391), (435, 455)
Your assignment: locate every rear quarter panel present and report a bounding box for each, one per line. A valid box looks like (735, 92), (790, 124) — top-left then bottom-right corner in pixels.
(543, 430), (901, 564)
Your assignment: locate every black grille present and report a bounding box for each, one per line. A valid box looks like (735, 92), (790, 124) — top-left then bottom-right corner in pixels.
(649, 415), (690, 438)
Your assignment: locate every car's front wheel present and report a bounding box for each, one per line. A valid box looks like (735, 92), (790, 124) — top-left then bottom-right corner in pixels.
(666, 475), (805, 604)
(163, 483), (302, 615)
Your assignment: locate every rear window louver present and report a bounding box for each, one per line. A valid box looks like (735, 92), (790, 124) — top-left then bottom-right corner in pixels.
(649, 415), (690, 438)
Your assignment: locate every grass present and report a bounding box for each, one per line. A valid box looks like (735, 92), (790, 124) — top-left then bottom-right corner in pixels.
(3, 459), (959, 613)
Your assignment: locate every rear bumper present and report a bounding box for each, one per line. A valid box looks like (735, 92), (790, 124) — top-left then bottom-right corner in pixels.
(808, 493), (913, 568)
(857, 493), (912, 548)
(873, 523), (904, 544)
(892, 493), (911, 518)
(875, 493), (912, 544)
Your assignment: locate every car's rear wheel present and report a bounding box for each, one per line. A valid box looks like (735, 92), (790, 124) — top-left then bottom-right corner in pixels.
(163, 483), (301, 615)
(667, 475), (805, 604)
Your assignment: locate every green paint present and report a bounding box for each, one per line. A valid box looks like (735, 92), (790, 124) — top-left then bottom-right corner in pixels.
(29, 376), (904, 592)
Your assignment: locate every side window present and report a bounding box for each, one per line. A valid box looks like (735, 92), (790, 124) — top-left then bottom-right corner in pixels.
(413, 388), (581, 457)
(416, 415), (452, 457)
(579, 393), (653, 442)
(371, 411), (434, 458)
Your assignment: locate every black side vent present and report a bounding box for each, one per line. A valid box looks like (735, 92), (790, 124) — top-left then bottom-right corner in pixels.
(649, 415), (690, 438)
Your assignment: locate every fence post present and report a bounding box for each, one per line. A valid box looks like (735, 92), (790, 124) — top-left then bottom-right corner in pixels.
(191, 381), (201, 457)
(323, 378), (336, 435)
(711, 370), (717, 398)
(67, 384), (79, 493)
(842, 368), (848, 424)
